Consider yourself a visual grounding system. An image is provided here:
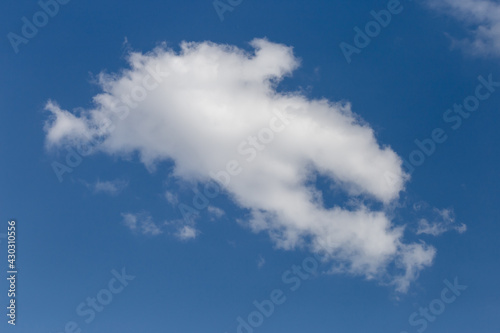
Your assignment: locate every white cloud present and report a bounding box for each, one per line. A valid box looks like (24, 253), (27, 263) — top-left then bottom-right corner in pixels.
(165, 191), (179, 205)
(257, 255), (266, 269)
(121, 212), (163, 236)
(207, 206), (225, 219)
(44, 39), (434, 292)
(416, 208), (467, 236)
(176, 225), (199, 240)
(390, 242), (436, 293)
(122, 213), (138, 230)
(427, 0), (500, 56)
(88, 179), (128, 195)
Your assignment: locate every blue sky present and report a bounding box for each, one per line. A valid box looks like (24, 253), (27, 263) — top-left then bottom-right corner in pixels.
(1, 0), (500, 332)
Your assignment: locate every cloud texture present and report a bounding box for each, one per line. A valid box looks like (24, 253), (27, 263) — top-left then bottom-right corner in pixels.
(428, 0), (500, 56)
(44, 39), (435, 291)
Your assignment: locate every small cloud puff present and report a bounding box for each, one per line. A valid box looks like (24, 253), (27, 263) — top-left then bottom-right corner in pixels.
(90, 179), (128, 195)
(207, 206), (225, 220)
(257, 255), (266, 269)
(165, 191), (179, 205)
(176, 225), (199, 241)
(415, 207), (467, 236)
(122, 212), (163, 236)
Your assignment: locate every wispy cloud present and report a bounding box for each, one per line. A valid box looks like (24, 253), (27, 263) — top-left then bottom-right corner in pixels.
(207, 206), (225, 220)
(121, 212), (163, 236)
(257, 255), (266, 269)
(84, 179), (128, 195)
(416, 208), (467, 236)
(165, 191), (179, 205)
(427, 0), (500, 57)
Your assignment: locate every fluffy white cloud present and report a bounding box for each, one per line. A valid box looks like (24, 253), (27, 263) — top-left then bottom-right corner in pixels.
(428, 0), (500, 56)
(44, 38), (435, 292)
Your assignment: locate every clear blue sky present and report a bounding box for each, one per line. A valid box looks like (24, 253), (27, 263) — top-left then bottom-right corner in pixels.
(1, 0), (499, 332)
